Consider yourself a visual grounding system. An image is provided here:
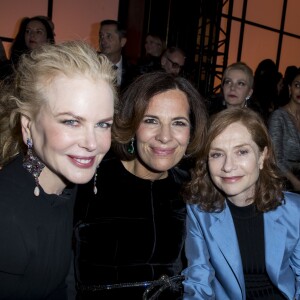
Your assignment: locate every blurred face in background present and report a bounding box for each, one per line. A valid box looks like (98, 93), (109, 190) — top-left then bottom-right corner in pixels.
(99, 24), (126, 63)
(289, 74), (300, 106)
(222, 69), (253, 108)
(25, 20), (49, 50)
(161, 51), (185, 76)
(145, 35), (163, 57)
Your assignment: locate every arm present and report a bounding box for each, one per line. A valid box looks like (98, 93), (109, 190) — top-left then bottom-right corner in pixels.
(182, 205), (215, 300)
(284, 171), (300, 191)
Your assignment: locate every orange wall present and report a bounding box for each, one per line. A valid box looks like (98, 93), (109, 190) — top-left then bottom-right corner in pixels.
(0, 0), (119, 56)
(228, 0), (300, 74)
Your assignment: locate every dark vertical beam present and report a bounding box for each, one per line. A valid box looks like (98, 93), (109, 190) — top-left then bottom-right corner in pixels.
(237, 0), (247, 61)
(276, 0), (287, 68)
(222, 0), (233, 69)
(47, 0), (53, 19)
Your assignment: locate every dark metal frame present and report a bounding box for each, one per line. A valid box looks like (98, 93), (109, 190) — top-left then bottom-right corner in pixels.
(194, 0), (233, 97)
(201, 0), (300, 98)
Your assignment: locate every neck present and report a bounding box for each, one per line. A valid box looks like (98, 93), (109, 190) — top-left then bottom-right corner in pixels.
(227, 196), (254, 207)
(39, 167), (67, 195)
(226, 102), (246, 109)
(106, 53), (121, 65)
(287, 101), (300, 113)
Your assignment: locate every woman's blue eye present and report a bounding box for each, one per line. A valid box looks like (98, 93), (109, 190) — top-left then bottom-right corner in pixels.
(62, 120), (78, 126)
(97, 122), (112, 128)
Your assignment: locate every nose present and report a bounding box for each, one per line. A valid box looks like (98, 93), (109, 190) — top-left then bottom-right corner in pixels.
(230, 83), (237, 91)
(29, 30), (36, 38)
(221, 155), (236, 173)
(155, 125), (172, 144)
(79, 128), (97, 151)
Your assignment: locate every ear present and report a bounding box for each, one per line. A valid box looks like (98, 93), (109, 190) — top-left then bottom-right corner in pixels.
(259, 146), (268, 170)
(21, 114), (32, 145)
(120, 37), (127, 48)
(248, 88), (253, 98)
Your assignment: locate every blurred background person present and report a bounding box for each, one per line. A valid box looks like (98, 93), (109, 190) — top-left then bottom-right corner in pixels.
(0, 16), (55, 81)
(208, 62), (254, 115)
(135, 32), (165, 75)
(269, 67), (300, 192)
(277, 65), (298, 107)
(252, 59), (279, 123)
(161, 46), (185, 76)
(99, 19), (134, 92)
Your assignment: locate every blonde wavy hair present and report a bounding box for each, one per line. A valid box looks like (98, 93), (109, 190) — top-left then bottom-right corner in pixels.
(0, 40), (117, 166)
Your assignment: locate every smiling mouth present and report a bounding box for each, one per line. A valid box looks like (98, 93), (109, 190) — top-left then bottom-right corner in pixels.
(221, 176), (242, 183)
(69, 156), (95, 168)
(152, 147), (175, 155)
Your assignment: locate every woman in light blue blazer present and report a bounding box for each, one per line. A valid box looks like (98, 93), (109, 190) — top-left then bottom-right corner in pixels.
(182, 108), (300, 300)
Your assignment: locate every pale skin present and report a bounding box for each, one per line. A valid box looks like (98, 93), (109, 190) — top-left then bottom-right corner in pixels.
(222, 69), (253, 108)
(21, 74), (114, 195)
(122, 89), (191, 181)
(25, 20), (49, 50)
(208, 122), (267, 206)
(99, 24), (126, 64)
(283, 74), (300, 190)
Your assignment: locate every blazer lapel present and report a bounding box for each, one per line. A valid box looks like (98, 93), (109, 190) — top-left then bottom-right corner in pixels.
(210, 204), (245, 296)
(264, 209), (287, 284)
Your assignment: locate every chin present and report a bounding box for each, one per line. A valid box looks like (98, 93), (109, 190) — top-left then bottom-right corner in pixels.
(66, 172), (95, 185)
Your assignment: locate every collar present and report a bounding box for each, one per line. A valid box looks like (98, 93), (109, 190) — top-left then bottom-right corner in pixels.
(115, 56), (122, 69)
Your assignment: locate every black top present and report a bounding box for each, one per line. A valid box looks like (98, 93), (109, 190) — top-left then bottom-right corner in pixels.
(0, 155), (76, 300)
(227, 200), (286, 300)
(74, 155), (188, 299)
(135, 54), (163, 76)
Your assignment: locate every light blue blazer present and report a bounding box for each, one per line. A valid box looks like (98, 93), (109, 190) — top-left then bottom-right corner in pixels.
(182, 192), (300, 300)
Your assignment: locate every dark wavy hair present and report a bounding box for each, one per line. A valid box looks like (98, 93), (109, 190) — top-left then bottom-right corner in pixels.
(10, 16), (55, 65)
(112, 71), (208, 162)
(183, 107), (284, 212)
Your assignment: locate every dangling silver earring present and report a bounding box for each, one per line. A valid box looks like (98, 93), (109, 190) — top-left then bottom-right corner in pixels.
(244, 95), (251, 107)
(23, 137), (45, 196)
(93, 165), (99, 195)
(127, 137), (135, 154)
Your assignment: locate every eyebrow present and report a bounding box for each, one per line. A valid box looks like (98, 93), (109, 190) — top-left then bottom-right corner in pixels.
(224, 77), (247, 82)
(56, 112), (84, 120)
(56, 112), (113, 122)
(210, 143), (251, 150)
(26, 26), (45, 30)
